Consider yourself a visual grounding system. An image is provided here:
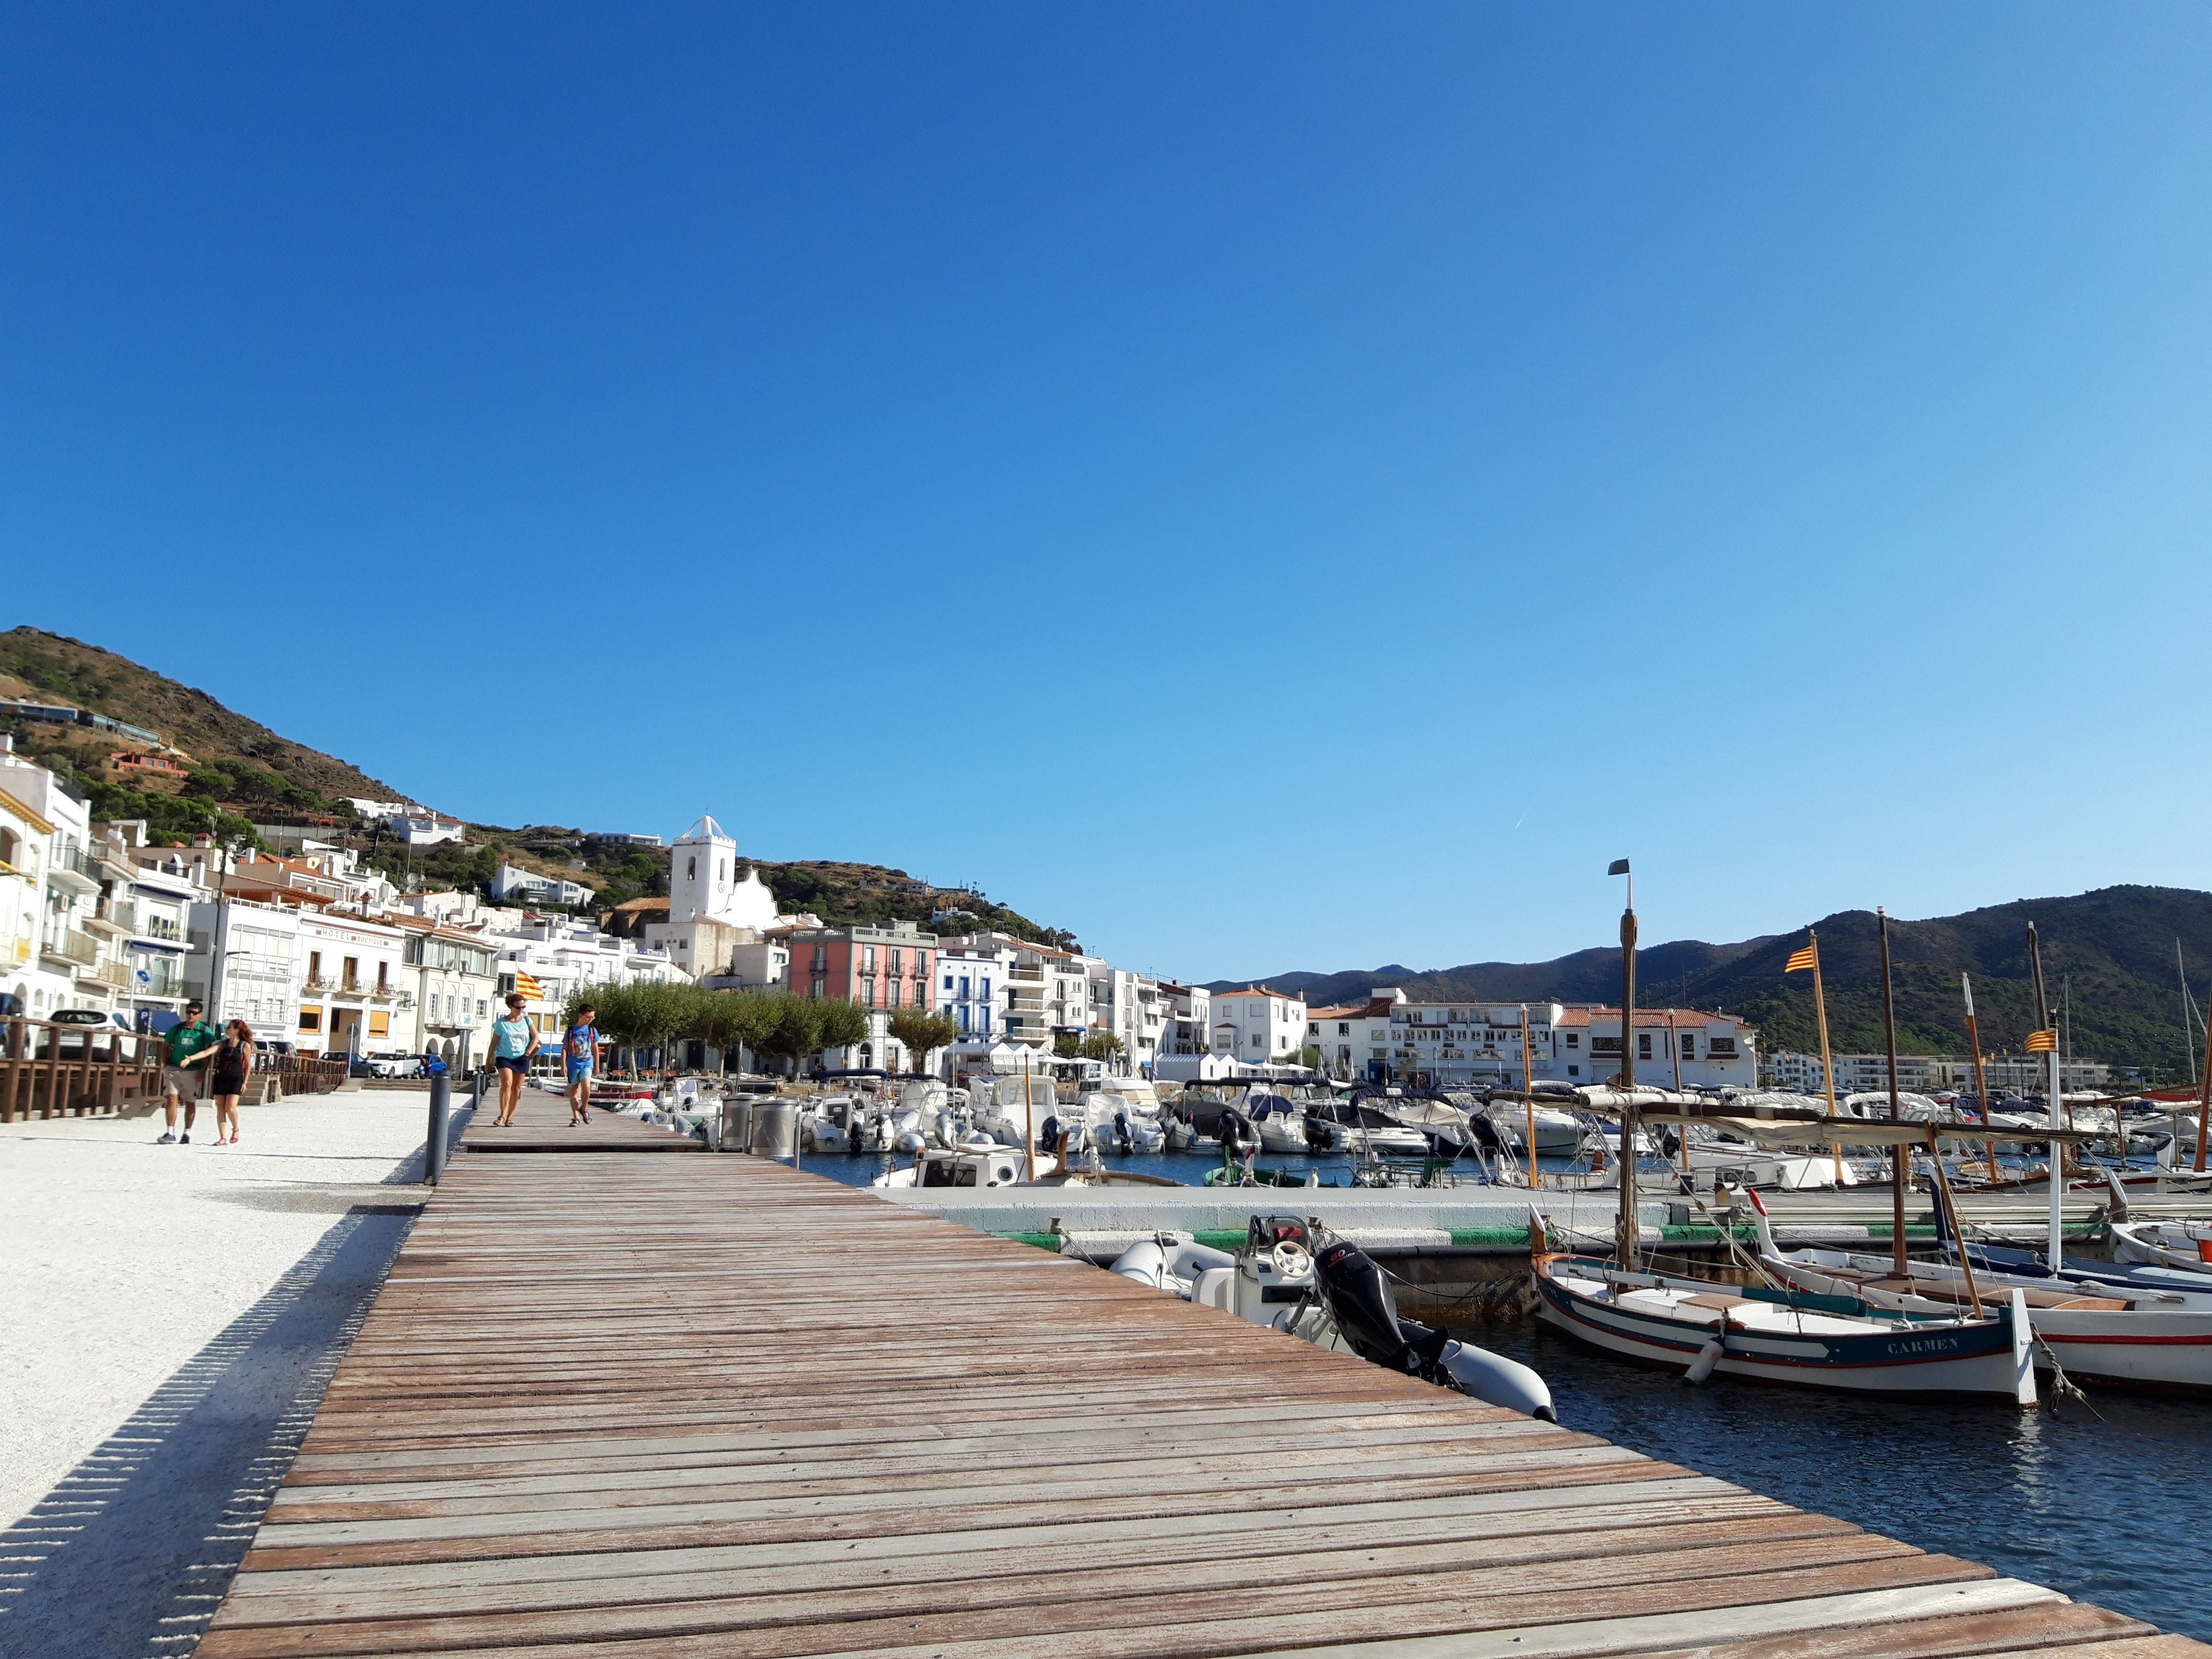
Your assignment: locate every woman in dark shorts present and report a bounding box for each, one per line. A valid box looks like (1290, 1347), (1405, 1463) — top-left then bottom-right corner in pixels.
(489, 993), (537, 1127)
(206, 1020), (254, 1145)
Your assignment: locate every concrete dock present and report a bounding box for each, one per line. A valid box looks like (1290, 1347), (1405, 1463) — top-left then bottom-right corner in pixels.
(190, 1090), (2210, 1658)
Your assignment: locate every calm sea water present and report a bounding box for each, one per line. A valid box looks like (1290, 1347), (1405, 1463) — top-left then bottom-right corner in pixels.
(801, 1145), (2212, 1639)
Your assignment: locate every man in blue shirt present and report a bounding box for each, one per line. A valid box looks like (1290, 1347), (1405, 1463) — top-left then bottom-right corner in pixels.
(565, 1005), (598, 1126)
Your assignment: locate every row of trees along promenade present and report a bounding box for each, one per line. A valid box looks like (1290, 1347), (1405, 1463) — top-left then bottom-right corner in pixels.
(568, 981), (957, 1076)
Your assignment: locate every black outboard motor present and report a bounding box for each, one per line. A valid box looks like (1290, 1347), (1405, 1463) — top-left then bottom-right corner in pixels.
(1220, 1107), (1255, 1154)
(1038, 1115), (1063, 1155)
(1113, 1109), (1132, 1153)
(1314, 1239), (1451, 1382)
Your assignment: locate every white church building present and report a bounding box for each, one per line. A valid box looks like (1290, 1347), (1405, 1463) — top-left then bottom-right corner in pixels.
(641, 815), (805, 991)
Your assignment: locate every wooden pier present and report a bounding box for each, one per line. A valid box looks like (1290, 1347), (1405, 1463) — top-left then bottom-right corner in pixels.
(197, 1110), (2209, 1659)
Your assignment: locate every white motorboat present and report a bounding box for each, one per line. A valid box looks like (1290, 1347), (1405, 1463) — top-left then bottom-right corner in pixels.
(2109, 1216), (2212, 1273)
(1485, 1100), (1591, 1157)
(1250, 1093), (1308, 1154)
(1110, 1217), (1553, 1420)
(870, 1147), (1025, 1189)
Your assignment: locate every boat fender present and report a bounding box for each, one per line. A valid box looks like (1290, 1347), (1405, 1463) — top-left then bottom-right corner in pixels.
(1684, 1336), (1724, 1385)
(1438, 1341), (1556, 1421)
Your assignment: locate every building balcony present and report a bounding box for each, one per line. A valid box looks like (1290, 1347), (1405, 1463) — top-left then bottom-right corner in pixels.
(83, 903), (132, 937)
(366, 984), (397, 1002)
(43, 928), (99, 968)
(302, 974), (335, 994)
(47, 844), (98, 895)
(89, 958), (134, 990)
(333, 978), (369, 998)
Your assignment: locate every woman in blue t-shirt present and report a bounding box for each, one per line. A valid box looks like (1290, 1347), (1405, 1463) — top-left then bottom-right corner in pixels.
(564, 1005), (599, 1127)
(488, 993), (537, 1127)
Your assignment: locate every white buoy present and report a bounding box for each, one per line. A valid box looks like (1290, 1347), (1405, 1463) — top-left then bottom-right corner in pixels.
(1684, 1336), (1725, 1384)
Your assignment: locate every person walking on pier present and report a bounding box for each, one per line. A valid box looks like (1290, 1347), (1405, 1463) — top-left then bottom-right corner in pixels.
(564, 1004), (599, 1126)
(206, 1019), (254, 1145)
(489, 994), (537, 1127)
(157, 999), (218, 1143)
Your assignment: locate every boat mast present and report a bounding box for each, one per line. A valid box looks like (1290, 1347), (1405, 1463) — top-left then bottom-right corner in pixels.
(1962, 974), (1999, 1184)
(1611, 858), (1637, 1266)
(2028, 923), (2062, 1266)
(2197, 977), (2212, 1175)
(1877, 908), (1907, 1277)
(1519, 1003), (1539, 1190)
(2180, 940), (2196, 1092)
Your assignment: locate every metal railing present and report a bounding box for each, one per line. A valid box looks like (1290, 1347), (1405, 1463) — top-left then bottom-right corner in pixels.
(43, 929), (98, 967)
(0, 1018), (165, 1122)
(268, 1052), (349, 1096)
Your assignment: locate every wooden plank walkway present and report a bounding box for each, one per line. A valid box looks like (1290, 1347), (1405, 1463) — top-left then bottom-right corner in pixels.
(458, 1082), (704, 1154)
(197, 1149), (2210, 1659)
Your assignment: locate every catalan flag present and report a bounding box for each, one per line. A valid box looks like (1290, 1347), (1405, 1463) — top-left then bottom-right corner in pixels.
(1785, 943), (1818, 974)
(514, 972), (546, 1003)
(2024, 1028), (2058, 1052)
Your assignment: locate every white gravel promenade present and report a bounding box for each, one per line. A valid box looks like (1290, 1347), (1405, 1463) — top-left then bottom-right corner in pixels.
(0, 1088), (449, 1658)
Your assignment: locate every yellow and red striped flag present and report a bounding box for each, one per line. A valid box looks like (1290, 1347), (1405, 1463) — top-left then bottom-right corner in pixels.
(514, 972), (545, 1003)
(1785, 944), (1818, 973)
(2023, 1028), (2058, 1052)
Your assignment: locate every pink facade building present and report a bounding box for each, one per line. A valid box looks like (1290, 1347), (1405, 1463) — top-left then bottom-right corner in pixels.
(785, 923), (936, 1013)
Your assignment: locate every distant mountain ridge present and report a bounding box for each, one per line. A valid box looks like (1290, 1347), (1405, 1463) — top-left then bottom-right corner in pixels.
(1211, 887), (2212, 1080)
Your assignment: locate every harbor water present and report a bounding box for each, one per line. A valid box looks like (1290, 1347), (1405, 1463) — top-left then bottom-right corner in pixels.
(803, 1145), (2212, 1641)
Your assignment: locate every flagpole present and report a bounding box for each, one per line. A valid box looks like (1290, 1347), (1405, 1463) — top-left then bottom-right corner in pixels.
(1809, 931), (1840, 1183)
(2028, 923), (2061, 1268)
(1611, 859), (1638, 1267)
(1520, 1004), (1539, 1190)
(1963, 974), (1999, 1185)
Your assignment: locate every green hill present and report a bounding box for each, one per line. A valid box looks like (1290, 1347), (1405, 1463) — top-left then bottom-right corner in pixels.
(0, 626), (1077, 945)
(1220, 887), (2212, 1081)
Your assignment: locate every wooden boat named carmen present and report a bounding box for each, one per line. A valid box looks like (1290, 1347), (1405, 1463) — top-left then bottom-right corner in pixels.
(1532, 1250), (2037, 1403)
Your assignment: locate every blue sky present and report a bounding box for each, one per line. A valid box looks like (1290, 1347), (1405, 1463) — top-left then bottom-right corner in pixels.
(6, 4), (2211, 983)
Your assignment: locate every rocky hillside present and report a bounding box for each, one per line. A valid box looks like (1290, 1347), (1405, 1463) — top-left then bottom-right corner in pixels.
(1218, 887), (2212, 1080)
(0, 626), (1078, 944)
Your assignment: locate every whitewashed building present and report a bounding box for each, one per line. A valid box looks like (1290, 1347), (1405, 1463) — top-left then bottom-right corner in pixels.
(490, 863), (594, 908)
(1212, 986), (1309, 1064)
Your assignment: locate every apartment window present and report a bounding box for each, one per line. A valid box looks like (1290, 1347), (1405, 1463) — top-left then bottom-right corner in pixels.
(298, 1008), (321, 1033)
(1637, 1033), (1653, 1060)
(343, 955), (359, 987)
(812, 945), (827, 970)
(944, 974), (953, 991)
(1709, 1037), (1738, 1058)
(1338, 1023), (1350, 1035)
(1680, 1034), (1695, 1058)
(889, 948), (902, 974)
(959, 976), (971, 998)
(888, 980), (902, 1009)
(476, 999), (487, 1019)
(811, 975), (825, 999)
(308, 950), (323, 983)
(863, 946), (876, 971)
(1591, 1037), (1621, 1056)
(376, 962), (389, 990)
(1565, 1033), (1579, 1048)
(979, 1007), (991, 1034)
(860, 974), (876, 1006)
(980, 978), (991, 999)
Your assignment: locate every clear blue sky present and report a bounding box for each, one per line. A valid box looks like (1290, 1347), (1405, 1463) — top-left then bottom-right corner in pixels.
(7, 5), (2211, 983)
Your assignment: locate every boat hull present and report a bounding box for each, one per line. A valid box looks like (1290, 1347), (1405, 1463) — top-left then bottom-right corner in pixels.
(1533, 1259), (2032, 1401)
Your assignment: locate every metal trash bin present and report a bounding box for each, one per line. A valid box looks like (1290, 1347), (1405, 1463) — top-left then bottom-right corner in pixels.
(725, 1099), (757, 1153)
(749, 1102), (798, 1160)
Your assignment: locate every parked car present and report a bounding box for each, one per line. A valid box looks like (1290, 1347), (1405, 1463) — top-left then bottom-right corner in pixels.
(36, 1008), (136, 1061)
(362, 1050), (423, 1080)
